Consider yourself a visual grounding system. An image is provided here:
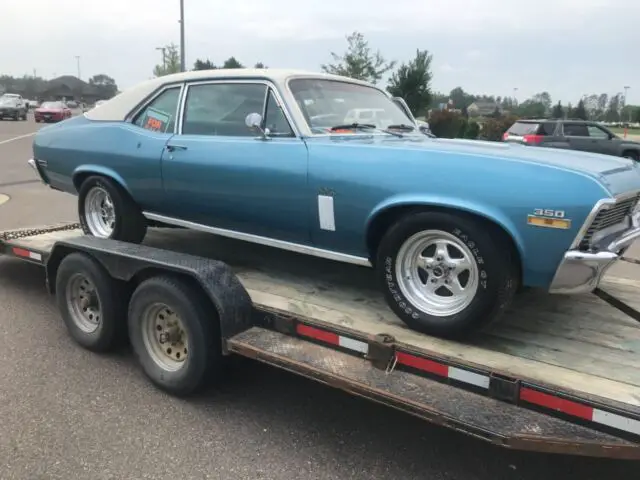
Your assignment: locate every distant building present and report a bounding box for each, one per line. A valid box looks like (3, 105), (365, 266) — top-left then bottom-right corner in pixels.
(467, 101), (502, 117)
(38, 75), (102, 103)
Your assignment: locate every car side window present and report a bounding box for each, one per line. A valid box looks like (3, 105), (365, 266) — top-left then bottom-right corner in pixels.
(563, 123), (589, 137)
(587, 125), (610, 139)
(182, 83), (267, 137)
(133, 87), (181, 133)
(263, 89), (294, 137)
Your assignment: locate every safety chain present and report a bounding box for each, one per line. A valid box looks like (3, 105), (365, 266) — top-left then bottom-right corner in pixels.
(0, 223), (81, 241)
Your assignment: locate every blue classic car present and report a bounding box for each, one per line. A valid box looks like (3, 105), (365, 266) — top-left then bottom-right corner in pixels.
(28, 68), (640, 338)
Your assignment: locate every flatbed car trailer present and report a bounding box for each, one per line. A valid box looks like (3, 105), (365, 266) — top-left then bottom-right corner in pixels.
(2, 223), (640, 460)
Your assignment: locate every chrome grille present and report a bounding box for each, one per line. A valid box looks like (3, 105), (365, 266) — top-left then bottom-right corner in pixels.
(582, 195), (639, 246)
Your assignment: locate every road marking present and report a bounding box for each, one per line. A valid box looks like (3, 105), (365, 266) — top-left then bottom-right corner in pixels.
(0, 193), (9, 206)
(0, 132), (37, 146)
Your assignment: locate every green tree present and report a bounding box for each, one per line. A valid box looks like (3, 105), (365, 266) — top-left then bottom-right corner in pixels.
(321, 31), (395, 84)
(222, 57), (244, 68)
(572, 99), (587, 120)
(386, 49), (433, 117)
(153, 43), (181, 77)
(254, 62), (268, 68)
(551, 101), (564, 119)
(193, 58), (216, 70)
(88, 74), (118, 99)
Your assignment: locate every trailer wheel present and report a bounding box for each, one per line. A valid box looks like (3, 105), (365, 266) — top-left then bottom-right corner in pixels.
(55, 252), (126, 352)
(376, 211), (517, 339)
(127, 275), (223, 396)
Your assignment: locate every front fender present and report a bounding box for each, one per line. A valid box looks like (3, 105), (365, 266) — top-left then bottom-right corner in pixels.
(72, 164), (131, 195)
(366, 193), (527, 260)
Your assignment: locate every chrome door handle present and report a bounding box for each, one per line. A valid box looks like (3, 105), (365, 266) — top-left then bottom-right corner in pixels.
(166, 144), (188, 152)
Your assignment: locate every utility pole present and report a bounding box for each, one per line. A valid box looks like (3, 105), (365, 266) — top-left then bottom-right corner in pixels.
(156, 47), (167, 70)
(75, 56), (81, 80)
(179, 0), (186, 72)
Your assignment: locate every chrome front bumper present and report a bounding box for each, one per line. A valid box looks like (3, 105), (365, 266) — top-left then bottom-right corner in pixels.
(549, 224), (640, 295)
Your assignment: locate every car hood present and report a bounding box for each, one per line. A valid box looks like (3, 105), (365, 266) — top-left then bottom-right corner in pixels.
(35, 108), (62, 113)
(305, 134), (640, 196)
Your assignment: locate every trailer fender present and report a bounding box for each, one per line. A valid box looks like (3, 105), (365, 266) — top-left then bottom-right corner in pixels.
(45, 235), (253, 345)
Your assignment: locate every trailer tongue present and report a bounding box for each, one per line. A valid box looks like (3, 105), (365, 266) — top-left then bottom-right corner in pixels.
(2, 224), (640, 459)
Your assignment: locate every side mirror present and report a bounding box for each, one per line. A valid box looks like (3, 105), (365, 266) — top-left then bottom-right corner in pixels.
(245, 112), (270, 140)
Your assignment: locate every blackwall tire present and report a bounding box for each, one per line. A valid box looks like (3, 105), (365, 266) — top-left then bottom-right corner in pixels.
(55, 252), (126, 352)
(376, 211), (518, 339)
(127, 275), (224, 397)
(78, 175), (147, 244)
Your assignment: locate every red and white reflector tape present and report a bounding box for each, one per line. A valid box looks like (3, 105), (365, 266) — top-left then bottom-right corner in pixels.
(295, 324), (489, 389)
(520, 388), (640, 436)
(11, 247), (42, 261)
(295, 322), (640, 437)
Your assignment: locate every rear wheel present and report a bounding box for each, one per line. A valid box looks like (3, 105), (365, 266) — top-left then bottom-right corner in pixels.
(376, 211), (518, 339)
(78, 175), (147, 244)
(128, 275), (224, 396)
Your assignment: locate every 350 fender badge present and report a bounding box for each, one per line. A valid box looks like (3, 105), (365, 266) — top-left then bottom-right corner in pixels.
(527, 209), (571, 229)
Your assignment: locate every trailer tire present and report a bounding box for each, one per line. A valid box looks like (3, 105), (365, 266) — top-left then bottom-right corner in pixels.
(78, 175), (147, 244)
(56, 252), (126, 352)
(127, 275), (223, 397)
(376, 211), (517, 339)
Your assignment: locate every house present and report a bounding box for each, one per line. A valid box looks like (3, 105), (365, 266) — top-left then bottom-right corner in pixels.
(38, 75), (101, 103)
(467, 101), (502, 117)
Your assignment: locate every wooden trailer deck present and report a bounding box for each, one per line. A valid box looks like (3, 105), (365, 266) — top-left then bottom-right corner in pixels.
(6, 226), (640, 415)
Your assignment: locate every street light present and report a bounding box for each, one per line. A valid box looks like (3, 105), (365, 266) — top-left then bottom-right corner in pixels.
(74, 56), (81, 80)
(179, 0), (185, 72)
(156, 47), (167, 70)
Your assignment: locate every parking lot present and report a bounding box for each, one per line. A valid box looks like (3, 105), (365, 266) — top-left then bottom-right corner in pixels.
(0, 117), (636, 479)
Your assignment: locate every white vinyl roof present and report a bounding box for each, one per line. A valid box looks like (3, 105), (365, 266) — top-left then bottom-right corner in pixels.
(84, 68), (375, 124)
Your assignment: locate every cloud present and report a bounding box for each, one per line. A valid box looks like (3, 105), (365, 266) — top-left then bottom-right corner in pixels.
(1, 0), (638, 104)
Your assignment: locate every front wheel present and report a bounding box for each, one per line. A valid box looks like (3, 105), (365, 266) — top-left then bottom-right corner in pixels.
(78, 175), (147, 243)
(376, 211), (518, 339)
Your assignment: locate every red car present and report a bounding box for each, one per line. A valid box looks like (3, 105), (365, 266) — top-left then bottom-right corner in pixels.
(34, 101), (72, 123)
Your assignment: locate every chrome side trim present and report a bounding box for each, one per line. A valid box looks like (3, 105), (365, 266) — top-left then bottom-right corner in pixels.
(142, 212), (372, 267)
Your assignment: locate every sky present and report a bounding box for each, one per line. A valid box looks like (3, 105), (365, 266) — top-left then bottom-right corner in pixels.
(1, 0), (638, 105)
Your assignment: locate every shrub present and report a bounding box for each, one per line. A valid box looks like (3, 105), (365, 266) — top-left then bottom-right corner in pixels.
(429, 110), (466, 138)
(463, 120), (480, 139)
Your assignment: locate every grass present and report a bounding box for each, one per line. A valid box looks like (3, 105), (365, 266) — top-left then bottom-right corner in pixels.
(610, 126), (640, 135)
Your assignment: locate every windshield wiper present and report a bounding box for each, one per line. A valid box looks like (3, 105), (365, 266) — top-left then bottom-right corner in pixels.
(386, 123), (416, 131)
(329, 123), (404, 137)
(329, 123), (377, 131)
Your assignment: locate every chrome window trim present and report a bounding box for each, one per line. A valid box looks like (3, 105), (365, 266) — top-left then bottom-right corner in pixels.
(176, 78), (300, 138)
(126, 83), (185, 135)
(284, 75), (405, 138)
(569, 189), (640, 249)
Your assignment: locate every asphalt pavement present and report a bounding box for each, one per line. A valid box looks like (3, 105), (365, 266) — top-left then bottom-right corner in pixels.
(0, 118), (637, 479)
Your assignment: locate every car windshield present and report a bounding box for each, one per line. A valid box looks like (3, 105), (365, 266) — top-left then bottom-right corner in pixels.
(0, 97), (17, 106)
(288, 78), (415, 134)
(41, 102), (63, 109)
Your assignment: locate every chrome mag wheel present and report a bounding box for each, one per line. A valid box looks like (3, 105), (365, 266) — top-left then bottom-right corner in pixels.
(395, 230), (479, 317)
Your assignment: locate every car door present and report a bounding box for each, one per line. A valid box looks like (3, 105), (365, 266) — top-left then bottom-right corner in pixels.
(586, 124), (618, 156)
(561, 122), (596, 153)
(118, 84), (183, 213)
(159, 80), (310, 245)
